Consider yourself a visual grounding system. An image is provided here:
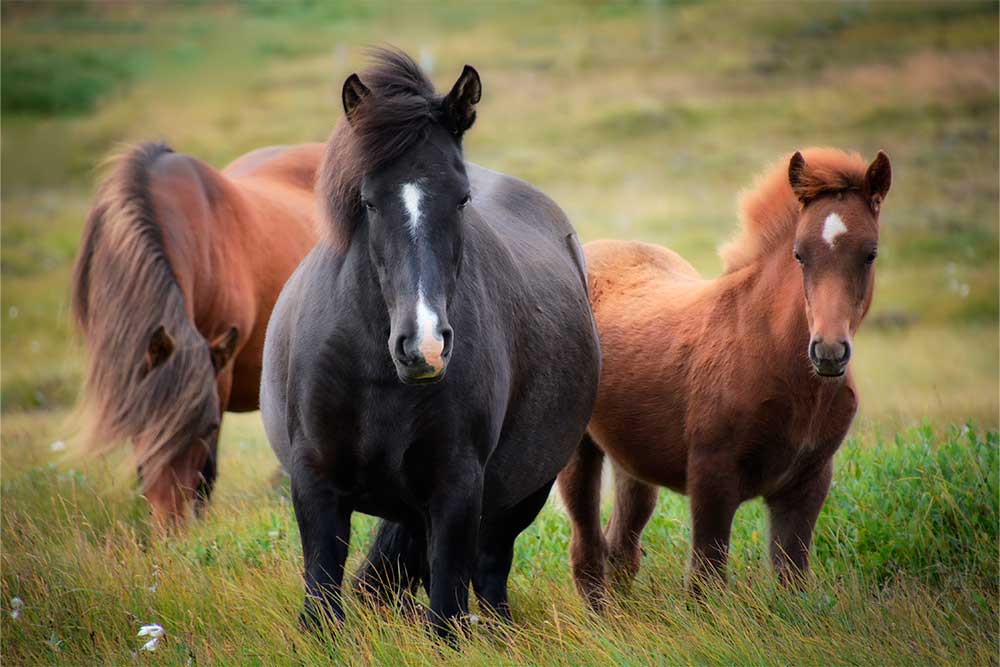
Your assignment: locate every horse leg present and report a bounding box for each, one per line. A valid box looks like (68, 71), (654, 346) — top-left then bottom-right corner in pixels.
(605, 463), (658, 590)
(765, 461), (832, 583)
(353, 520), (428, 609)
(290, 464), (352, 630)
(473, 479), (555, 623)
(425, 464), (483, 640)
(687, 465), (739, 594)
(556, 433), (609, 612)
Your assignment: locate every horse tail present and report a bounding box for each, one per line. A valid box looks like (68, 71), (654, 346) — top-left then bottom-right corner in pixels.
(354, 520), (429, 603)
(70, 142), (216, 481)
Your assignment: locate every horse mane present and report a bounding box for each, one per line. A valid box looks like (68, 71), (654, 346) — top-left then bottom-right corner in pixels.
(719, 148), (869, 273)
(317, 47), (443, 251)
(71, 142), (216, 481)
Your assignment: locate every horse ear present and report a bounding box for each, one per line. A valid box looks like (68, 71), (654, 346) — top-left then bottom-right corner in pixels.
(788, 151), (810, 203)
(209, 326), (239, 373)
(865, 150), (891, 215)
(443, 65), (481, 136)
(342, 73), (370, 123)
(146, 325), (174, 372)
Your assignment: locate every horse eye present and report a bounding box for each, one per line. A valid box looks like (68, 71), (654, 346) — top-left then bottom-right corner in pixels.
(458, 194), (471, 210)
(865, 251), (878, 265)
(793, 251), (804, 265)
(361, 198), (376, 213)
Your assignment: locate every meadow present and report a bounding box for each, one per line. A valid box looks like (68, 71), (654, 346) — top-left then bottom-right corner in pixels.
(2, 2), (997, 664)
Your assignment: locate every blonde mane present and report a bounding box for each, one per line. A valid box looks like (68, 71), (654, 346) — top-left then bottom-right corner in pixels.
(719, 148), (869, 273)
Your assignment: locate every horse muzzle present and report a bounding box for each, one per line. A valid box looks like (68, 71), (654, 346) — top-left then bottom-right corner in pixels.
(390, 325), (453, 385)
(809, 337), (851, 378)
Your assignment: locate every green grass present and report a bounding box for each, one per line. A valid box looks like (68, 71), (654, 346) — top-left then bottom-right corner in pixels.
(1, 1), (998, 664)
(1, 45), (148, 115)
(2, 417), (996, 665)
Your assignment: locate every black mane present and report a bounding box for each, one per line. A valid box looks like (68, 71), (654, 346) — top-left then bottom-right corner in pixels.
(318, 48), (447, 251)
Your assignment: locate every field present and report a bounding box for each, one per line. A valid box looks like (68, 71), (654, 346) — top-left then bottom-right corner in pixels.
(2, 2), (997, 664)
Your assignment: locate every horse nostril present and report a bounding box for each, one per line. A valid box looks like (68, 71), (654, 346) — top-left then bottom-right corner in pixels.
(394, 334), (416, 367)
(809, 340), (820, 363)
(440, 327), (454, 359)
(838, 341), (851, 364)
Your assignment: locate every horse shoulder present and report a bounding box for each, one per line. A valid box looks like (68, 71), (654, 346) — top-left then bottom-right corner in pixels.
(261, 248), (330, 466)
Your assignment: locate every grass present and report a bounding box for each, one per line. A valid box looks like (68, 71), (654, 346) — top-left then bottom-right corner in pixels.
(2, 418), (996, 665)
(1, 1), (998, 664)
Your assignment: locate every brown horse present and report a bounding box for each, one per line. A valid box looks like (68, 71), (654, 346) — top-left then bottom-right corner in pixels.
(558, 148), (891, 610)
(71, 141), (322, 526)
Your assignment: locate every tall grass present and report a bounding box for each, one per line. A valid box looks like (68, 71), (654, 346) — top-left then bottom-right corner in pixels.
(1, 422), (996, 664)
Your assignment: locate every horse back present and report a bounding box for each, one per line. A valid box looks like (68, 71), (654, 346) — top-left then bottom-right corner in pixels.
(223, 143), (325, 192)
(467, 164), (577, 254)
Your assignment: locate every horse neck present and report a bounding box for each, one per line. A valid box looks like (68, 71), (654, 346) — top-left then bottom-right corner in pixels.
(155, 195), (238, 333)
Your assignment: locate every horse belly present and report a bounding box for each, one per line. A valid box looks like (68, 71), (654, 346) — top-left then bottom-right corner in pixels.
(477, 298), (600, 510)
(589, 411), (689, 493)
(586, 322), (693, 493)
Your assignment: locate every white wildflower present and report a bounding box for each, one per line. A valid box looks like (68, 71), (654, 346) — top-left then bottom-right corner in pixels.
(138, 623), (164, 651)
(10, 596), (23, 620)
(268, 530), (280, 539)
(50, 440), (66, 452)
(8, 306), (18, 319)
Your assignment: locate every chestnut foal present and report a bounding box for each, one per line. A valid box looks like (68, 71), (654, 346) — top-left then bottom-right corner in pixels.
(558, 148), (891, 610)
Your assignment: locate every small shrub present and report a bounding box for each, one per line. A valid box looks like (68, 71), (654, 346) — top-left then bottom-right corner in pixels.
(1, 47), (146, 116)
(816, 424), (999, 586)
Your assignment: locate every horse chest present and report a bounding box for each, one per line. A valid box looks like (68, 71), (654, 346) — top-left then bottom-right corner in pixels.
(739, 383), (857, 497)
(302, 368), (491, 503)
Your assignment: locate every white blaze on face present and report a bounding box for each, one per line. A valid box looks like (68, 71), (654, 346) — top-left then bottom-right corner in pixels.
(415, 286), (444, 371)
(402, 182), (423, 239)
(400, 181), (444, 372)
(822, 212), (848, 247)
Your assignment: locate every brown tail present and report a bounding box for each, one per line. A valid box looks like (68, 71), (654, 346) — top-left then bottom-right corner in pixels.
(70, 142), (216, 479)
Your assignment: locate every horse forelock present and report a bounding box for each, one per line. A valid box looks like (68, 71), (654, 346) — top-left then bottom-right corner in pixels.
(719, 148), (869, 273)
(71, 142), (217, 484)
(318, 47), (444, 252)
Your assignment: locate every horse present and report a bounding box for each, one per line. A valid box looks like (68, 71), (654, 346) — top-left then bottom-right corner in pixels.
(557, 148), (891, 610)
(71, 141), (323, 526)
(260, 49), (600, 638)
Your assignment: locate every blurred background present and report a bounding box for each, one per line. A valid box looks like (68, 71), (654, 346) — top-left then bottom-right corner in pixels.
(2, 3), (997, 664)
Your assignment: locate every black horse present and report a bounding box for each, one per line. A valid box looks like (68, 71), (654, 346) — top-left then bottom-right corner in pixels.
(260, 49), (600, 637)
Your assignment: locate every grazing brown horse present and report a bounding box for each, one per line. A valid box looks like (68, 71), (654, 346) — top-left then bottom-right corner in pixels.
(558, 148), (891, 610)
(71, 141), (322, 526)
